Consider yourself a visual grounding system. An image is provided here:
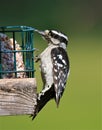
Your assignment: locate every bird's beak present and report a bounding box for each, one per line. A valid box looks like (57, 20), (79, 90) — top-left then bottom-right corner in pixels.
(35, 29), (50, 43)
(35, 29), (45, 36)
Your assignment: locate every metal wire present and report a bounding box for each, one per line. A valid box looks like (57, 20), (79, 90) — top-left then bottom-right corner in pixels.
(0, 26), (35, 78)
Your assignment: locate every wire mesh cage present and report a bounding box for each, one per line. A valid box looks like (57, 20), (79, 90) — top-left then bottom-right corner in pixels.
(0, 26), (35, 79)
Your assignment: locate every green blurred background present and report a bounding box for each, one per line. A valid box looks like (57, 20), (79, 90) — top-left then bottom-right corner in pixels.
(0, 0), (101, 130)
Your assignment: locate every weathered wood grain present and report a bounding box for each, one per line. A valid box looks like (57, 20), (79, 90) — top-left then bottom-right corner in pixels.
(0, 78), (37, 116)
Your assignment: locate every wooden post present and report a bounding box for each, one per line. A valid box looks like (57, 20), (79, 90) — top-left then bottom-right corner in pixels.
(0, 78), (37, 116)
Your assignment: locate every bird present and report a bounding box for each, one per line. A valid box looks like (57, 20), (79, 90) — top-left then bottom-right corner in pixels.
(32, 29), (70, 119)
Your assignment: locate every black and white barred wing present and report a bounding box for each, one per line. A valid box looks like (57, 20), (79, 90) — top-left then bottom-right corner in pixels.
(51, 47), (69, 105)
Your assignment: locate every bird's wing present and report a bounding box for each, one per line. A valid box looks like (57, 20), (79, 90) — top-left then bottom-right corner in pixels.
(51, 47), (70, 105)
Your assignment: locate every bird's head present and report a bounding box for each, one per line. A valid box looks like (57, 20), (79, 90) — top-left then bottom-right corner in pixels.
(35, 29), (68, 49)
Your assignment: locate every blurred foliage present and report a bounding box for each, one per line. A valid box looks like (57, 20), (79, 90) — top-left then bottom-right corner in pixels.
(0, 0), (101, 130)
(0, 0), (102, 35)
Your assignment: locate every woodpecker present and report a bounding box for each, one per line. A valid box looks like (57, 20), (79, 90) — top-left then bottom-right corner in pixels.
(32, 29), (70, 119)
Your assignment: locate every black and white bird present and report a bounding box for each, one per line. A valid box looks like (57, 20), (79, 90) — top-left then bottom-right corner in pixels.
(32, 29), (70, 119)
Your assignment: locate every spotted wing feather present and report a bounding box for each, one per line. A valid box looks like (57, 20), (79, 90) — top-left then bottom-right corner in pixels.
(51, 47), (69, 105)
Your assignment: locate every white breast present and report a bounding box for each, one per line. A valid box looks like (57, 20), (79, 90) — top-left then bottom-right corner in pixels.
(40, 45), (55, 87)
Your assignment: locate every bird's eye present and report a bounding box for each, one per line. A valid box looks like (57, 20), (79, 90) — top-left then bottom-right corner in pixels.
(53, 34), (59, 39)
(49, 31), (58, 39)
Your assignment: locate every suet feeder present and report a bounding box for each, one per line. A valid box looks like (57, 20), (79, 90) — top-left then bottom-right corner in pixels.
(0, 26), (35, 78)
(0, 26), (37, 117)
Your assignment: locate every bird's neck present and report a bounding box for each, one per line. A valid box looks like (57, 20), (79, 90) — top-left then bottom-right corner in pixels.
(48, 42), (66, 50)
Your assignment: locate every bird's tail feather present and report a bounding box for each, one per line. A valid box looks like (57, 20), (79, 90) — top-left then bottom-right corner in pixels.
(31, 84), (55, 120)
